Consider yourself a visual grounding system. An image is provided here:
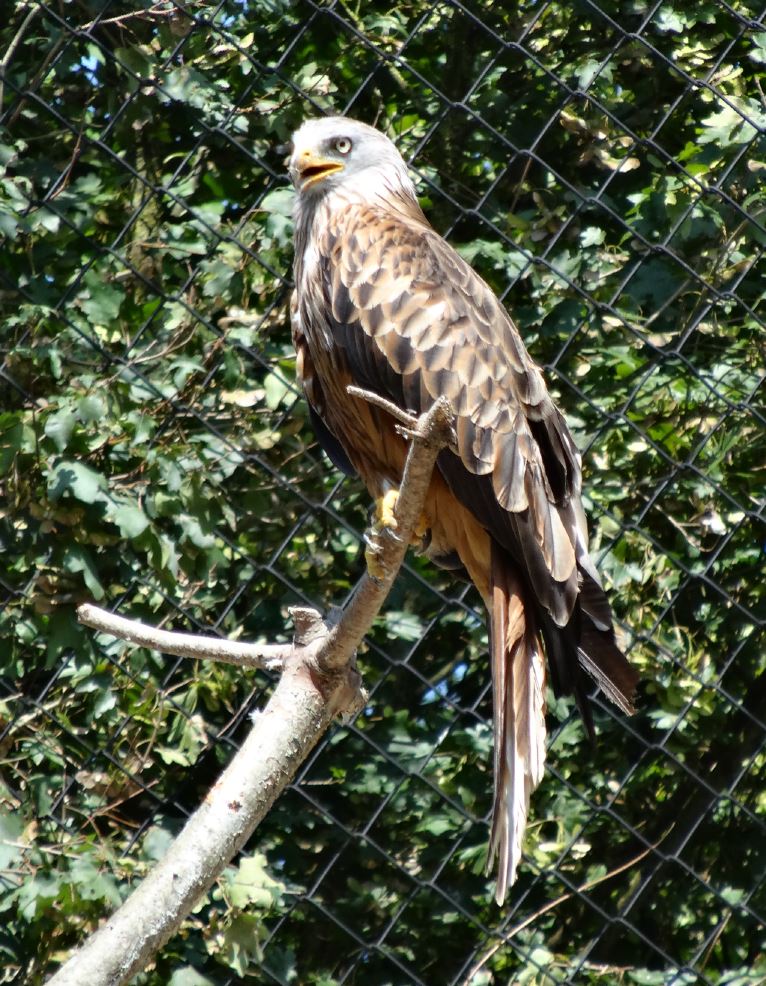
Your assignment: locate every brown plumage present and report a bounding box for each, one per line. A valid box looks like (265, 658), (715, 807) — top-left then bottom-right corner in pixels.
(288, 117), (639, 903)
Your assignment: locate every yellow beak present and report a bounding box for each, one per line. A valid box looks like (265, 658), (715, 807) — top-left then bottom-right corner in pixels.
(295, 149), (344, 189)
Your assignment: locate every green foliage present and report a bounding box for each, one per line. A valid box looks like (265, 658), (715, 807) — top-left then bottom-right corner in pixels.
(1, 1), (764, 984)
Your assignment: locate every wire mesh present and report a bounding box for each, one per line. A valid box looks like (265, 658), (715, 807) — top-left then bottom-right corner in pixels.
(1, 1), (764, 983)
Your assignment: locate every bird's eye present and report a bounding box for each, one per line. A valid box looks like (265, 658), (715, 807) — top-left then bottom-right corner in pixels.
(334, 137), (352, 155)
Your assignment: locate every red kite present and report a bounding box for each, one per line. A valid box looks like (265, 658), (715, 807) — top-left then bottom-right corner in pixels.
(289, 117), (638, 903)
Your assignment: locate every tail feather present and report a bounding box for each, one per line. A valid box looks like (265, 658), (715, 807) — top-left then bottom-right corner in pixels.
(579, 621), (639, 715)
(579, 569), (640, 715)
(485, 548), (638, 903)
(421, 483), (638, 903)
(538, 607), (596, 741)
(488, 543), (547, 905)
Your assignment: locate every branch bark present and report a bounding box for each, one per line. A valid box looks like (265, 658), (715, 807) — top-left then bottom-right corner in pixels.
(76, 603), (291, 671)
(47, 393), (454, 986)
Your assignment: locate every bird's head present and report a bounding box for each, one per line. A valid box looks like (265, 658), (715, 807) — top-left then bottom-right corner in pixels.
(288, 117), (415, 202)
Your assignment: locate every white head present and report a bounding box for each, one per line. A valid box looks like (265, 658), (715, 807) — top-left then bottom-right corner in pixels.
(288, 116), (416, 205)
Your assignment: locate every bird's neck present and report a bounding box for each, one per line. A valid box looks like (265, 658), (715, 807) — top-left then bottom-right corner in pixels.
(295, 172), (426, 242)
(293, 176), (428, 292)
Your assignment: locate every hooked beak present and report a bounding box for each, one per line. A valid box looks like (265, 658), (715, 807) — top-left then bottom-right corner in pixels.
(292, 148), (344, 190)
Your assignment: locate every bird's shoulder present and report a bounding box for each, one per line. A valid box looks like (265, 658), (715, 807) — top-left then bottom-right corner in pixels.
(317, 203), (560, 417)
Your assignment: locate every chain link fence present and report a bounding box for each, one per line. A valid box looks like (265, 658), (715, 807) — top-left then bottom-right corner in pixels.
(1, 1), (765, 983)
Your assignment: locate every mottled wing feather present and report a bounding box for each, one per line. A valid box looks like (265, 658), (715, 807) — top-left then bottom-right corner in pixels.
(318, 204), (582, 626)
(291, 288), (355, 476)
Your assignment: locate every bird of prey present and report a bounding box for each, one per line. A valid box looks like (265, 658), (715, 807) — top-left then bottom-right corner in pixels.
(288, 116), (639, 903)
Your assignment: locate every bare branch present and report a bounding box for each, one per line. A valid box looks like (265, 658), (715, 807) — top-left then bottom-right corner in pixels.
(78, 3), (181, 32)
(49, 398), (455, 986)
(76, 602), (290, 672)
(320, 393), (455, 671)
(346, 384), (419, 429)
(0, 4), (40, 114)
(46, 644), (347, 986)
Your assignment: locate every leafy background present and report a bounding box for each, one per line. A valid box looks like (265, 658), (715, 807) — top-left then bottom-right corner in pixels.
(1, 1), (764, 983)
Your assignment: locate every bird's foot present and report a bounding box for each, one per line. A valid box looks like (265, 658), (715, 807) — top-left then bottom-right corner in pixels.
(375, 488), (400, 531)
(364, 489), (429, 579)
(376, 488), (430, 540)
(364, 489), (401, 580)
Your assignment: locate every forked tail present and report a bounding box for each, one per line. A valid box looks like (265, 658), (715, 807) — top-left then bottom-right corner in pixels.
(488, 543), (547, 905)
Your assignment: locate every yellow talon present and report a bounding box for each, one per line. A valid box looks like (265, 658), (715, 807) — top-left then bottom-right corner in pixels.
(413, 512), (429, 540)
(374, 488), (428, 540)
(375, 488), (400, 530)
(365, 486), (433, 578)
(365, 489), (398, 579)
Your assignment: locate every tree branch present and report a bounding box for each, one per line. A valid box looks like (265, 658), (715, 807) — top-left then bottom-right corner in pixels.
(76, 603), (291, 671)
(47, 393), (454, 986)
(320, 393), (455, 671)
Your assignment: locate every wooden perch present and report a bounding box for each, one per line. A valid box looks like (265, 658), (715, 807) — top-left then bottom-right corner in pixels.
(76, 603), (292, 671)
(47, 393), (455, 986)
